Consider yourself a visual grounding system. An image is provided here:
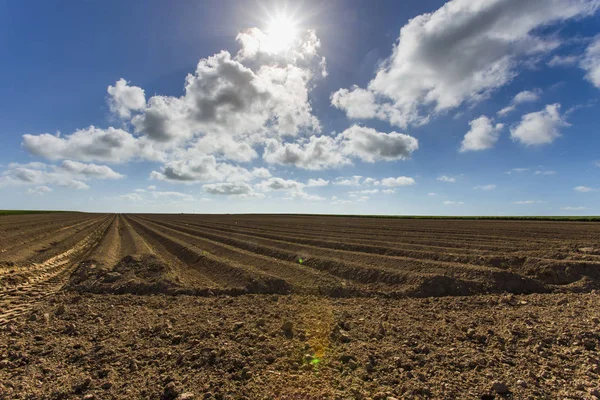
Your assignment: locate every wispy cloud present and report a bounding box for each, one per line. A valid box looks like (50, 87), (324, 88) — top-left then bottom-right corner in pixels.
(474, 184), (496, 191)
(437, 175), (456, 183)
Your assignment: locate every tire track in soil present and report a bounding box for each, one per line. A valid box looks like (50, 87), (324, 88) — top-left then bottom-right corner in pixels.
(0, 215), (108, 270)
(0, 215), (113, 326)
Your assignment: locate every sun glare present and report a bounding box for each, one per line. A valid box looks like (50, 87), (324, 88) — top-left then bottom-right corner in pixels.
(265, 14), (298, 53)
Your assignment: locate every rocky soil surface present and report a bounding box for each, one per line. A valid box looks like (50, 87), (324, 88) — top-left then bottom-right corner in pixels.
(1, 291), (600, 400)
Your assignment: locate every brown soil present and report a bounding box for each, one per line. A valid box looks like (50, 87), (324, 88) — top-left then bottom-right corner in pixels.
(1, 292), (600, 399)
(1, 214), (600, 399)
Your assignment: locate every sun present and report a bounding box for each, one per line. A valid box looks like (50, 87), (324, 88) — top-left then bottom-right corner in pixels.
(264, 14), (299, 53)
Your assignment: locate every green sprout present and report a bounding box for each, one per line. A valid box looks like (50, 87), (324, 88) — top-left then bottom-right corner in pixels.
(298, 258), (303, 264)
(310, 357), (321, 365)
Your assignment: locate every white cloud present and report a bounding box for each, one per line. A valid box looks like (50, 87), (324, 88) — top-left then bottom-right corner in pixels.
(460, 116), (503, 152)
(203, 182), (264, 199)
(382, 189), (396, 194)
(357, 196), (369, 202)
(497, 106), (516, 116)
(306, 178), (329, 187)
(26, 186), (52, 196)
(0, 161), (123, 190)
(496, 90), (541, 116)
(251, 167), (271, 179)
(151, 191), (194, 201)
(263, 136), (348, 170)
(340, 125), (418, 162)
(119, 193), (144, 201)
(437, 175), (456, 183)
(349, 189), (380, 195)
(474, 184), (496, 190)
(505, 168), (530, 174)
(581, 36), (600, 88)
(595, 160), (600, 167)
(574, 186), (596, 192)
(513, 90), (541, 104)
(131, 47), (321, 145)
(330, 86), (379, 119)
(289, 191), (325, 201)
(363, 177), (377, 185)
(331, 0), (598, 127)
(255, 177), (304, 192)
(534, 170), (556, 176)
(379, 177), (416, 187)
(134, 189), (146, 193)
(333, 176), (363, 186)
(510, 104), (566, 145)
(21, 25), (327, 184)
(548, 54), (579, 67)
(428, 192), (437, 196)
(58, 160), (124, 180)
(147, 185), (157, 190)
(561, 206), (589, 211)
(444, 201), (464, 205)
(263, 125), (418, 170)
(149, 156), (253, 183)
(22, 126), (154, 164)
(107, 78), (146, 119)
(513, 200), (545, 204)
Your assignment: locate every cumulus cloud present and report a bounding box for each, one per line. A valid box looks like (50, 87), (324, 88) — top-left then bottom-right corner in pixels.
(510, 104), (566, 145)
(263, 136), (348, 170)
(58, 160), (124, 180)
(306, 178), (329, 187)
(203, 182), (264, 199)
(379, 177), (416, 187)
(581, 36), (600, 88)
(255, 177), (304, 192)
(131, 47), (321, 145)
(0, 161), (123, 190)
(263, 126), (418, 170)
(331, 0), (598, 127)
(149, 156), (254, 183)
(107, 78), (146, 119)
(437, 175), (456, 183)
(22, 126), (153, 164)
(251, 167), (271, 179)
(21, 24), (327, 184)
(339, 125), (418, 162)
(460, 116), (504, 152)
(333, 176), (363, 186)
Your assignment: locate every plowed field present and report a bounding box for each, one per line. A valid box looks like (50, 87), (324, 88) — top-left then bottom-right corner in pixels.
(1, 214), (600, 399)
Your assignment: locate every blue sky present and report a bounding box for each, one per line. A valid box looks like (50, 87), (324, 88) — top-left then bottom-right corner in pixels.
(1, 0), (599, 215)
